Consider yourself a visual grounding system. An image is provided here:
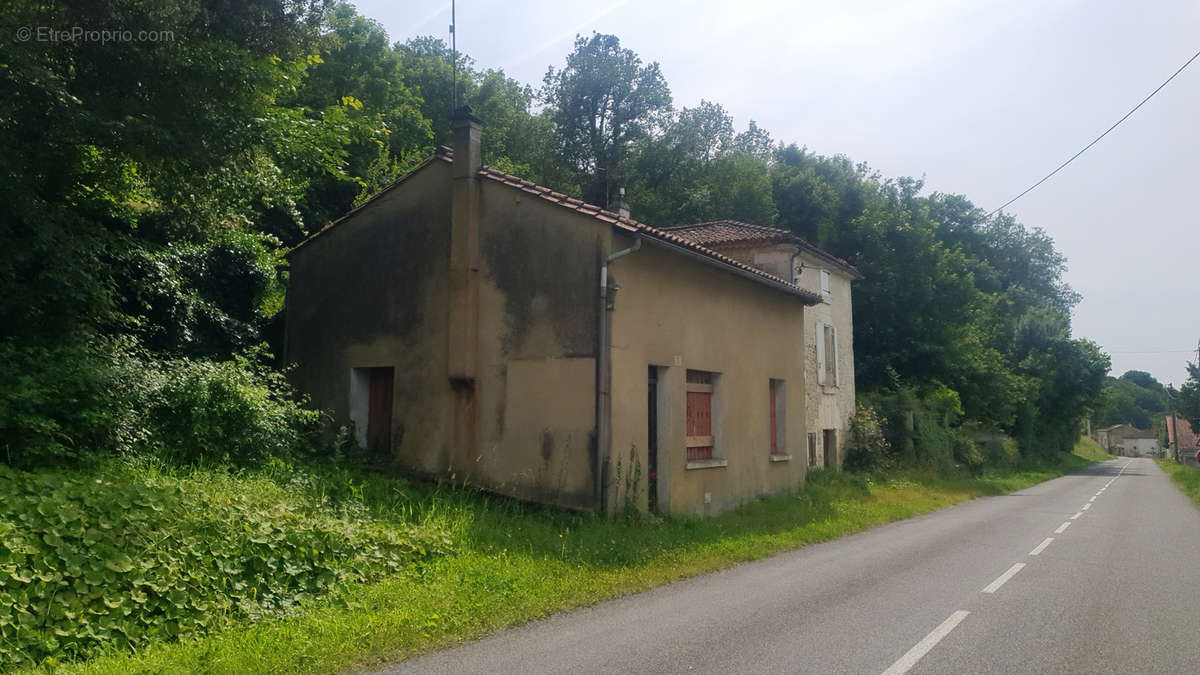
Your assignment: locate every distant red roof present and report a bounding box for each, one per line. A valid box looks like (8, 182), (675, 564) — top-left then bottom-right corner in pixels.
(663, 220), (863, 279)
(1166, 415), (1200, 448)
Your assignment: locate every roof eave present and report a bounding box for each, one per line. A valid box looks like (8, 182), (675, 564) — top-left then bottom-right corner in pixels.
(630, 231), (823, 305)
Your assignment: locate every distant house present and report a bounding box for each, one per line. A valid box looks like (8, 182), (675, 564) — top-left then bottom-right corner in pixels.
(284, 108), (854, 516)
(663, 221), (862, 469)
(1165, 415), (1200, 465)
(1097, 424), (1159, 457)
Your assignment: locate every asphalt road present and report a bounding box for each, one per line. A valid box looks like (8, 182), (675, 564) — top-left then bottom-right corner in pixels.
(378, 458), (1200, 674)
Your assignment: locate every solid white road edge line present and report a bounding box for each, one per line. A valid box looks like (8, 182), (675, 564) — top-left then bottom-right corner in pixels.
(981, 563), (1027, 594)
(881, 610), (971, 675)
(1055, 521), (1071, 534)
(1029, 537), (1054, 556)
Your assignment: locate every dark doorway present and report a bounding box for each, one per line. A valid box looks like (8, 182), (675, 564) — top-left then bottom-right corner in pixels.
(823, 428), (837, 469)
(647, 365), (659, 513)
(367, 367), (394, 458)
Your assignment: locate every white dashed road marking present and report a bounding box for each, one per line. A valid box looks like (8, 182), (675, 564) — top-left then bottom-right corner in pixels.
(881, 610), (971, 675)
(1055, 521), (1071, 534)
(982, 563), (1026, 594)
(1070, 511), (1083, 520)
(1029, 538), (1054, 556)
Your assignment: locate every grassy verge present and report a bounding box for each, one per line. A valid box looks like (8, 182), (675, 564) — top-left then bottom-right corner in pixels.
(44, 442), (1104, 674)
(1155, 457), (1200, 506)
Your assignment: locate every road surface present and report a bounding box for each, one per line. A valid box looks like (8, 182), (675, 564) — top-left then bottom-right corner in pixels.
(378, 457), (1200, 674)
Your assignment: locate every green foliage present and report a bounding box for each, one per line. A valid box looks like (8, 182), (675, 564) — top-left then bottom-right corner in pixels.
(1180, 362), (1200, 434)
(139, 351), (325, 465)
(1094, 371), (1171, 429)
(842, 406), (892, 472)
(540, 33), (673, 205)
(1157, 457), (1200, 506)
(0, 461), (453, 667)
(64, 456), (1099, 674)
(0, 341), (322, 469)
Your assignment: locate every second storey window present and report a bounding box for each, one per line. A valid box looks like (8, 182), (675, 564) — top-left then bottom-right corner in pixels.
(686, 370), (715, 461)
(820, 269), (831, 301)
(816, 323), (840, 386)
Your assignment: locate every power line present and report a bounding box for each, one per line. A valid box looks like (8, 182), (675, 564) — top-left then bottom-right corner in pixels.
(988, 47), (1200, 218)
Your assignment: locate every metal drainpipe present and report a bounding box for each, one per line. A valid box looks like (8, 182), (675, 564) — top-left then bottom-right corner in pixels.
(595, 236), (642, 514)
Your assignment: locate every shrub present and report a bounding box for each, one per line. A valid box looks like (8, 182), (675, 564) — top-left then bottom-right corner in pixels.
(0, 338), (146, 468)
(140, 350), (325, 465)
(0, 462), (454, 667)
(0, 339), (324, 469)
(951, 427), (986, 476)
(842, 406), (892, 472)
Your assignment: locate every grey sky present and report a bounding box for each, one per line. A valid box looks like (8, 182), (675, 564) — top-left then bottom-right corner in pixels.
(358, 0), (1200, 387)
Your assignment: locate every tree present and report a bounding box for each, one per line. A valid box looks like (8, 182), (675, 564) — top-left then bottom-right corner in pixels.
(541, 33), (672, 206)
(1178, 363), (1200, 433)
(0, 0), (348, 462)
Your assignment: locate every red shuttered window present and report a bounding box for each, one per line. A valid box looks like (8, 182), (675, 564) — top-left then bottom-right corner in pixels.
(686, 370), (714, 461)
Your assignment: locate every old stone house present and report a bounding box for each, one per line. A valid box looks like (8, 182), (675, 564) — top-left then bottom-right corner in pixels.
(663, 221), (862, 469)
(1096, 423), (1159, 457)
(1165, 415), (1199, 464)
(285, 108), (856, 515)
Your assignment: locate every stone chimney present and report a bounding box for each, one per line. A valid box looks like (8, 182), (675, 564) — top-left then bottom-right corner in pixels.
(448, 106), (484, 382)
(451, 105), (483, 178)
(609, 187), (631, 220)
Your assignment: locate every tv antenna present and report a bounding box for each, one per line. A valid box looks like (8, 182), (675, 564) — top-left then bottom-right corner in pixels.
(450, 0), (457, 111)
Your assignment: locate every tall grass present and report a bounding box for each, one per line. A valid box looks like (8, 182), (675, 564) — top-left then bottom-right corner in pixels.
(1156, 458), (1200, 506)
(41, 443), (1103, 674)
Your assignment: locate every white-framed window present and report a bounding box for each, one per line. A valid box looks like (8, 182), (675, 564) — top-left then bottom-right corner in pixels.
(820, 269), (831, 301)
(815, 323), (839, 387)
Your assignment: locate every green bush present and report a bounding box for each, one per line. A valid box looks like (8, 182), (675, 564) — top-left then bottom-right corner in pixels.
(0, 339), (147, 467)
(843, 406), (893, 472)
(0, 339), (324, 468)
(951, 428), (986, 476)
(141, 351), (325, 465)
(0, 462), (454, 667)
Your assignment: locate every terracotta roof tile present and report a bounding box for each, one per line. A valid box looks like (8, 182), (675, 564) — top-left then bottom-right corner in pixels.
(663, 220), (863, 279)
(291, 151), (822, 302)
(476, 167), (820, 302)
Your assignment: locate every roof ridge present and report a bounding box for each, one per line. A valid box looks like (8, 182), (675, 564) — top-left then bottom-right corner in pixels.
(665, 219), (863, 279)
(476, 165), (819, 300)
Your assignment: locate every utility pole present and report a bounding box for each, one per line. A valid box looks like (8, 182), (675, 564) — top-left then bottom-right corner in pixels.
(1170, 383), (1180, 462)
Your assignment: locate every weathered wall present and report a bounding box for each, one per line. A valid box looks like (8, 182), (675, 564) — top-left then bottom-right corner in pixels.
(285, 165), (604, 510)
(472, 180), (604, 509)
(608, 236), (809, 516)
(793, 250), (857, 469)
(708, 243), (858, 469)
(285, 162), (456, 473)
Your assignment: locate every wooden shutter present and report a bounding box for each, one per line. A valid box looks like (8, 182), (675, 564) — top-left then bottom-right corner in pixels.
(686, 370), (713, 461)
(832, 326), (840, 387)
(824, 325), (836, 385)
(816, 323), (826, 385)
